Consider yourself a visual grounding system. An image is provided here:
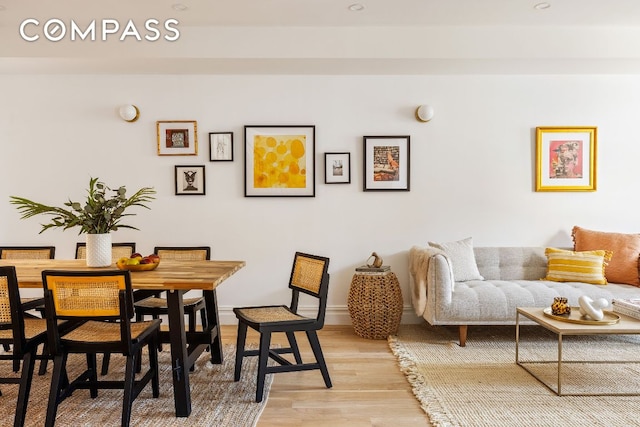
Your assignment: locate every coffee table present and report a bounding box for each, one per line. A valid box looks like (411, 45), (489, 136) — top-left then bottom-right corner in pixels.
(516, 306), (640, 396)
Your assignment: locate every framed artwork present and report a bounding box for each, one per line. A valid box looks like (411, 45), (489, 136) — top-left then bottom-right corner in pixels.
(209, 132), (234, 161)
(157, 120), (198, 156)
(324, 152), (351, 184)
(244, 125), (315, 197)
(535, 126), (597, 192)
(363, 135), (410, 191)
(175, 165), (206, 195)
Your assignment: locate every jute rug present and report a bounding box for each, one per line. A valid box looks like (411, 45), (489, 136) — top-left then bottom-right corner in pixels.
(0, 344), (271, 427)
(389, 324), (640, 427)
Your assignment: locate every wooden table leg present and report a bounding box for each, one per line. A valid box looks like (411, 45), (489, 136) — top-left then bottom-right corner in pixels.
(204, 289), (223, 364)
(166, 290), (191, 417)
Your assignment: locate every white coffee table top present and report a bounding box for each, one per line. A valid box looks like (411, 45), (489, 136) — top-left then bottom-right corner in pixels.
(517, 306), (640, 335)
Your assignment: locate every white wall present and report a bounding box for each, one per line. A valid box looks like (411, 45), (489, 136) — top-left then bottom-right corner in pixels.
(2, 74), (640, 324)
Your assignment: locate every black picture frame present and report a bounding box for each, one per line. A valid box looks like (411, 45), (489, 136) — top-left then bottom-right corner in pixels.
(209, 132), (234, 161)
(175, 165), (206, 195)
(363, 135), (410, 191)
(324, 152), (351, 184)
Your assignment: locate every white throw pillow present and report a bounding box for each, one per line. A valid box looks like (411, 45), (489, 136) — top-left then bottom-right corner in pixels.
(428, 237), (484, 282)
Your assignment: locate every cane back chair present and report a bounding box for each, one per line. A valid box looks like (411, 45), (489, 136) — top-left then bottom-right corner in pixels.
(75, 242), (136, 375)
(0, 266), (50, 427)
(134, 246), (210, 346)
(75, 242), (136, 262)
(0, 246), (55, 370)
(233, 252), (332, 402)
(42, 269), (161, 427)
(0, 245), (55, 310)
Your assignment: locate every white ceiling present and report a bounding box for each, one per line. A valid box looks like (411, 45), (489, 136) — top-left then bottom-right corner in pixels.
(2, 0), (640, 74)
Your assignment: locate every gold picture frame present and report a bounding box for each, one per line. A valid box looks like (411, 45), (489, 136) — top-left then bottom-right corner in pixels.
(535, 126), (597, 192)
(157, 120), (198, 156)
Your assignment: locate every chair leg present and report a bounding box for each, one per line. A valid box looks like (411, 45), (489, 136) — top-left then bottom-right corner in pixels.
(306, 330), (332, 389)
(149, 337), (160, 398)
(122, 353), (136, 427)
(256, 332), (272, 403)
(234, 322), (248, 381)
(14, 350), (36, 427)
(285, 331), (303, 364)
(45, 354), (67, 427)
(101, 353), (111, 376)
(201, 307), (209, 352)
(38, 341), (49, 375)
(87, 353), (98, 398)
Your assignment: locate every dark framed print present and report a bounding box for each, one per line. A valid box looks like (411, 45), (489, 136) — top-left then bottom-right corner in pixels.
(324, 152), (351, 184)
(244, 125), (315, 197)
(209, 132), (234, 161)
(535, 126), (597, 192)
(363, 135), (410, 191)
(157, 120), (198, 155)
(175, 165), (206, 195)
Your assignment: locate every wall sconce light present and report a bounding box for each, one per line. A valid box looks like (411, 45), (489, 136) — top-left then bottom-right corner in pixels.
(119, 104), (140, 122)
(415, 104), (434, 122)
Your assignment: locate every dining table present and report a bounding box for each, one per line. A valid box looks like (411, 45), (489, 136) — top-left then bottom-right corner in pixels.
(0, 258), (245, 418)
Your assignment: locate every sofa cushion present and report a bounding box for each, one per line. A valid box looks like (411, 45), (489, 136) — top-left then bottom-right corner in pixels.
(544, 247), (611, 285)
(428, 237), (484, 282)
(572, 226), (640, 286)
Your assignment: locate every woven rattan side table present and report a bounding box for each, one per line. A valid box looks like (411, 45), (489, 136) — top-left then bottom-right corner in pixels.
(347, 270), (403, 339)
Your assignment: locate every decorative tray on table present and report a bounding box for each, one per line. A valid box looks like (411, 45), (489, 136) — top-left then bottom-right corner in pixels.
(542, 307), (620, 325)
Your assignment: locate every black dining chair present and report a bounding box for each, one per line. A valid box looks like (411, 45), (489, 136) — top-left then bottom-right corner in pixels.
(0, 246), (55, 372)
(75, 242), (136, 375)
(233, 252), (332, 402)
(0, 265), (50, 427)
(42, 269), (161, 427)
(134, 246), (210, 352)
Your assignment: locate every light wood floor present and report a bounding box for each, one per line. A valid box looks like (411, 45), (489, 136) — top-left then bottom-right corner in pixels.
(220, 325), (430, 427)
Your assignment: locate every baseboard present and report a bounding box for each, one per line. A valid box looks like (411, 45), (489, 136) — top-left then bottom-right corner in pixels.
(217, 304), (423, 325)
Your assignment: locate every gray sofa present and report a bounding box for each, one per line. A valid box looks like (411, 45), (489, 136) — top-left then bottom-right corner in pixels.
(409, 246), (640, 346)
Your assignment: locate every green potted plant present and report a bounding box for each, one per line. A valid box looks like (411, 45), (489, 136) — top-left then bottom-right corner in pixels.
(10, 177), (155, 266)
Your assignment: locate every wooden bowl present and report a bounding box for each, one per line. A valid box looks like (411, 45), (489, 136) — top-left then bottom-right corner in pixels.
(117, 261), (160, 271)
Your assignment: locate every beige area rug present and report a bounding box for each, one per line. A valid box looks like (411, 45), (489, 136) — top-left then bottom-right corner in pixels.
(0, 344), (271, 427)
(389, 324), (640, 427)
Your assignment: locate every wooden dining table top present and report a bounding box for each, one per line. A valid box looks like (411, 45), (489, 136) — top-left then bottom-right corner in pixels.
(0, 259), (246, 291)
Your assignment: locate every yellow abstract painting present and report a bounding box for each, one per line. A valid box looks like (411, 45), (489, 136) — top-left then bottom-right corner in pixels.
(253, 134), (307, 188)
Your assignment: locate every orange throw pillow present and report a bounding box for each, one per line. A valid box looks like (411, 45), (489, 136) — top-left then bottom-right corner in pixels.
(572, 226), (640, 286)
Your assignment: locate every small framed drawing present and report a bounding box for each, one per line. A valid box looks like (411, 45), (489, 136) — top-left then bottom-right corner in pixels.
(157, 120), (198, 156)
(535, 126), (597, 192)
(244, 125), (315, 197)
(209, 132), (234, 161)
(363, 135), (410, 191)
(175, 165), (206, 195)
(324, 152), (351, 184)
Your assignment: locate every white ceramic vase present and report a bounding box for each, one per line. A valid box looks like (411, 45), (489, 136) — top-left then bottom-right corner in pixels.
(85, 233), (112, 267)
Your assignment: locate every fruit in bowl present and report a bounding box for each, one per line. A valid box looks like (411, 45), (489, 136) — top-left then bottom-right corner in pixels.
(116, 254), (160, 271)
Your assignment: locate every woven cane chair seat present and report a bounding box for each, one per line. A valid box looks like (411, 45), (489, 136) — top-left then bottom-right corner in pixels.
(0, 318), (47, 341)
(134, 296), (205, 310)
(61, 320), (159, 343)
(235, 306), (309, 324)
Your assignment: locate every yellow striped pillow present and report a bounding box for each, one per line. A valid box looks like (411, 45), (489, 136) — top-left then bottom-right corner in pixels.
(544, 247), (612, 285)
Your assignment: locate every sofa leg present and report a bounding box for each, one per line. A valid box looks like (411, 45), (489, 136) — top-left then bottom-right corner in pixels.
(458, 325), (467, 347)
